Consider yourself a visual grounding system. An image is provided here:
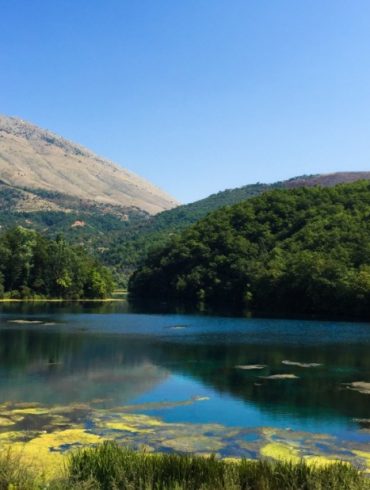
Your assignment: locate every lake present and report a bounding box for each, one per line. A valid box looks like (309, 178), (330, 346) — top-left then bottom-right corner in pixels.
(0, 302), (370, 471)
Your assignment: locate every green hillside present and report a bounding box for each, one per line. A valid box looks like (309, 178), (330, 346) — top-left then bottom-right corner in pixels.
(3, 173), (370, 285)
(102, 173), (366, 274)
(0, 184), (148, 249)
(129, 181), (370, 318)
(101, 182), (275, 274)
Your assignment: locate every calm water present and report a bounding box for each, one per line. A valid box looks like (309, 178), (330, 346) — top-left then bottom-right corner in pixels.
(1, 302), (370, 461)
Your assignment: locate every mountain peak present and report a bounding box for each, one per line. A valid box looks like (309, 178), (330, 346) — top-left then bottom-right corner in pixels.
(0, 115), (178, 214)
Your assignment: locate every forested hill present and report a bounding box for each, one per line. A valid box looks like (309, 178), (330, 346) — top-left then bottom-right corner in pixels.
(129, 181), (370, 318)
(103, 172), (370, 274)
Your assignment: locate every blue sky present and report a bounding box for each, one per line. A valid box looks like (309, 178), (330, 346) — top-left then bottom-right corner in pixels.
(1, 1), (370, 203)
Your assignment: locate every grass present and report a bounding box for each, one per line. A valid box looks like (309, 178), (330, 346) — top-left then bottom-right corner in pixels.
(0, 442), (369, 489)
(66, 442), (370, 490)
(0, 447), (41, 490)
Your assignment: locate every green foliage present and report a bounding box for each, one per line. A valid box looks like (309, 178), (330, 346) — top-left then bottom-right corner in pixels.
(129, 181), (370, 317)
(0, 175), (319, 278)
(101, 175), (318, 274)
(66, 442), (368, 490)
(0, 443), (367, 489)
(102, 183), (277, 274)
(0, 448), (41, 490)
(0, 227), (114, 299)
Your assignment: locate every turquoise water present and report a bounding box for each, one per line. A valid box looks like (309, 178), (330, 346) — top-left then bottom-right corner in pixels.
(0, 302), (370, 460)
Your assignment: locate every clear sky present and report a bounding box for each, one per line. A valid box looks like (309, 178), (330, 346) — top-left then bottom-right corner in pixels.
(1, 1), (370, 203)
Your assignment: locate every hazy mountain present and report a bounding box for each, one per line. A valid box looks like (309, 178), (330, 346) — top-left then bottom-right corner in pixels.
(0, 115), (178, 215)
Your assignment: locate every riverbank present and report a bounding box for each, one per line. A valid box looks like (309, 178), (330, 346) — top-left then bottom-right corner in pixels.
(2, 442), (369, 489)
(0, 289), (128, 303)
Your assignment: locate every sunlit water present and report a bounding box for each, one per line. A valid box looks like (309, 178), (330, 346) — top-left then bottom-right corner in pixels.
(0, 302), (370, 465)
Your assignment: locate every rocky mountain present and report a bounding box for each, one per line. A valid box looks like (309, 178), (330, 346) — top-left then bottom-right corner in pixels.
(0, 115), (178, 215)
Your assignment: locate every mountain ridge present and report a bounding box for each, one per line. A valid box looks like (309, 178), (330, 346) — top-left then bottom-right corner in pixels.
(0, 115), (178, 214)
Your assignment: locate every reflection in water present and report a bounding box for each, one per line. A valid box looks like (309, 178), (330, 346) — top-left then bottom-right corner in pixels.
(0, 303), (370, 468)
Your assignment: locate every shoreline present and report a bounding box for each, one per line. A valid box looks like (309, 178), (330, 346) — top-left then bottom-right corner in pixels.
(0, 298), (126, 303)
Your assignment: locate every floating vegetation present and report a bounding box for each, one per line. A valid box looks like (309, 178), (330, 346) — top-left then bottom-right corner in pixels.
(114, 395), (210, 413)
(260, 374), (299, 380)
(0, 399), (368, 479)
(260, 442), (300, 463)
(282, 360), (322, 368)
(235, 364), (266, 370)
(347, 381), (370, 395)
(163, 435), (225, 452)
(8, 319), (44, 324)
(353, 450), (370, 473)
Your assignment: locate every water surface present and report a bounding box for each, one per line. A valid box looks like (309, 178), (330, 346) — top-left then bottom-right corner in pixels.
(0, 302), (370, 468)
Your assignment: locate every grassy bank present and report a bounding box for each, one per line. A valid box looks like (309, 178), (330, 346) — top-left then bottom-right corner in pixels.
(1, 442), (369, 490)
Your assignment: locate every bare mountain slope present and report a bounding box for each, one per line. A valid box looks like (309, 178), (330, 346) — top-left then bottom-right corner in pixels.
(284, 172), (370, 188)
(0, 115), (178, 214)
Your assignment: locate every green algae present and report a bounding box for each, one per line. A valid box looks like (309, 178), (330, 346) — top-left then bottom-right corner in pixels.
(260, 442), (301, 463)
(163, 435), (225, 452)
(0, 400), (368, 478)
(353, 450), (370, 473)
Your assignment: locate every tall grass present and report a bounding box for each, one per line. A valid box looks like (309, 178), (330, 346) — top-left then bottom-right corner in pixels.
(0, 448), (39, 490)
(66, 441), (370, 490)
(0, 442), (367, 489)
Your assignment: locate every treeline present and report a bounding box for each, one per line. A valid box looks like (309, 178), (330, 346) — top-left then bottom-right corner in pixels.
(129, 181), (370, 318)
(0, 227), (114, 299)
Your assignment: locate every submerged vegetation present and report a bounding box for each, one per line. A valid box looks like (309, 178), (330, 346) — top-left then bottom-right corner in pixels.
(129, 181), (370, 318)
(0, 398), (369, 484)
(0, 226), (114, 299)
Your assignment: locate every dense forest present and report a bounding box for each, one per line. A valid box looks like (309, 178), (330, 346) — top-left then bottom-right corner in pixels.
(0, 174), (358, 282)
(101, 180), (291, 274)
(129, 181), (370, 317)
(0, 227), (114, 299)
